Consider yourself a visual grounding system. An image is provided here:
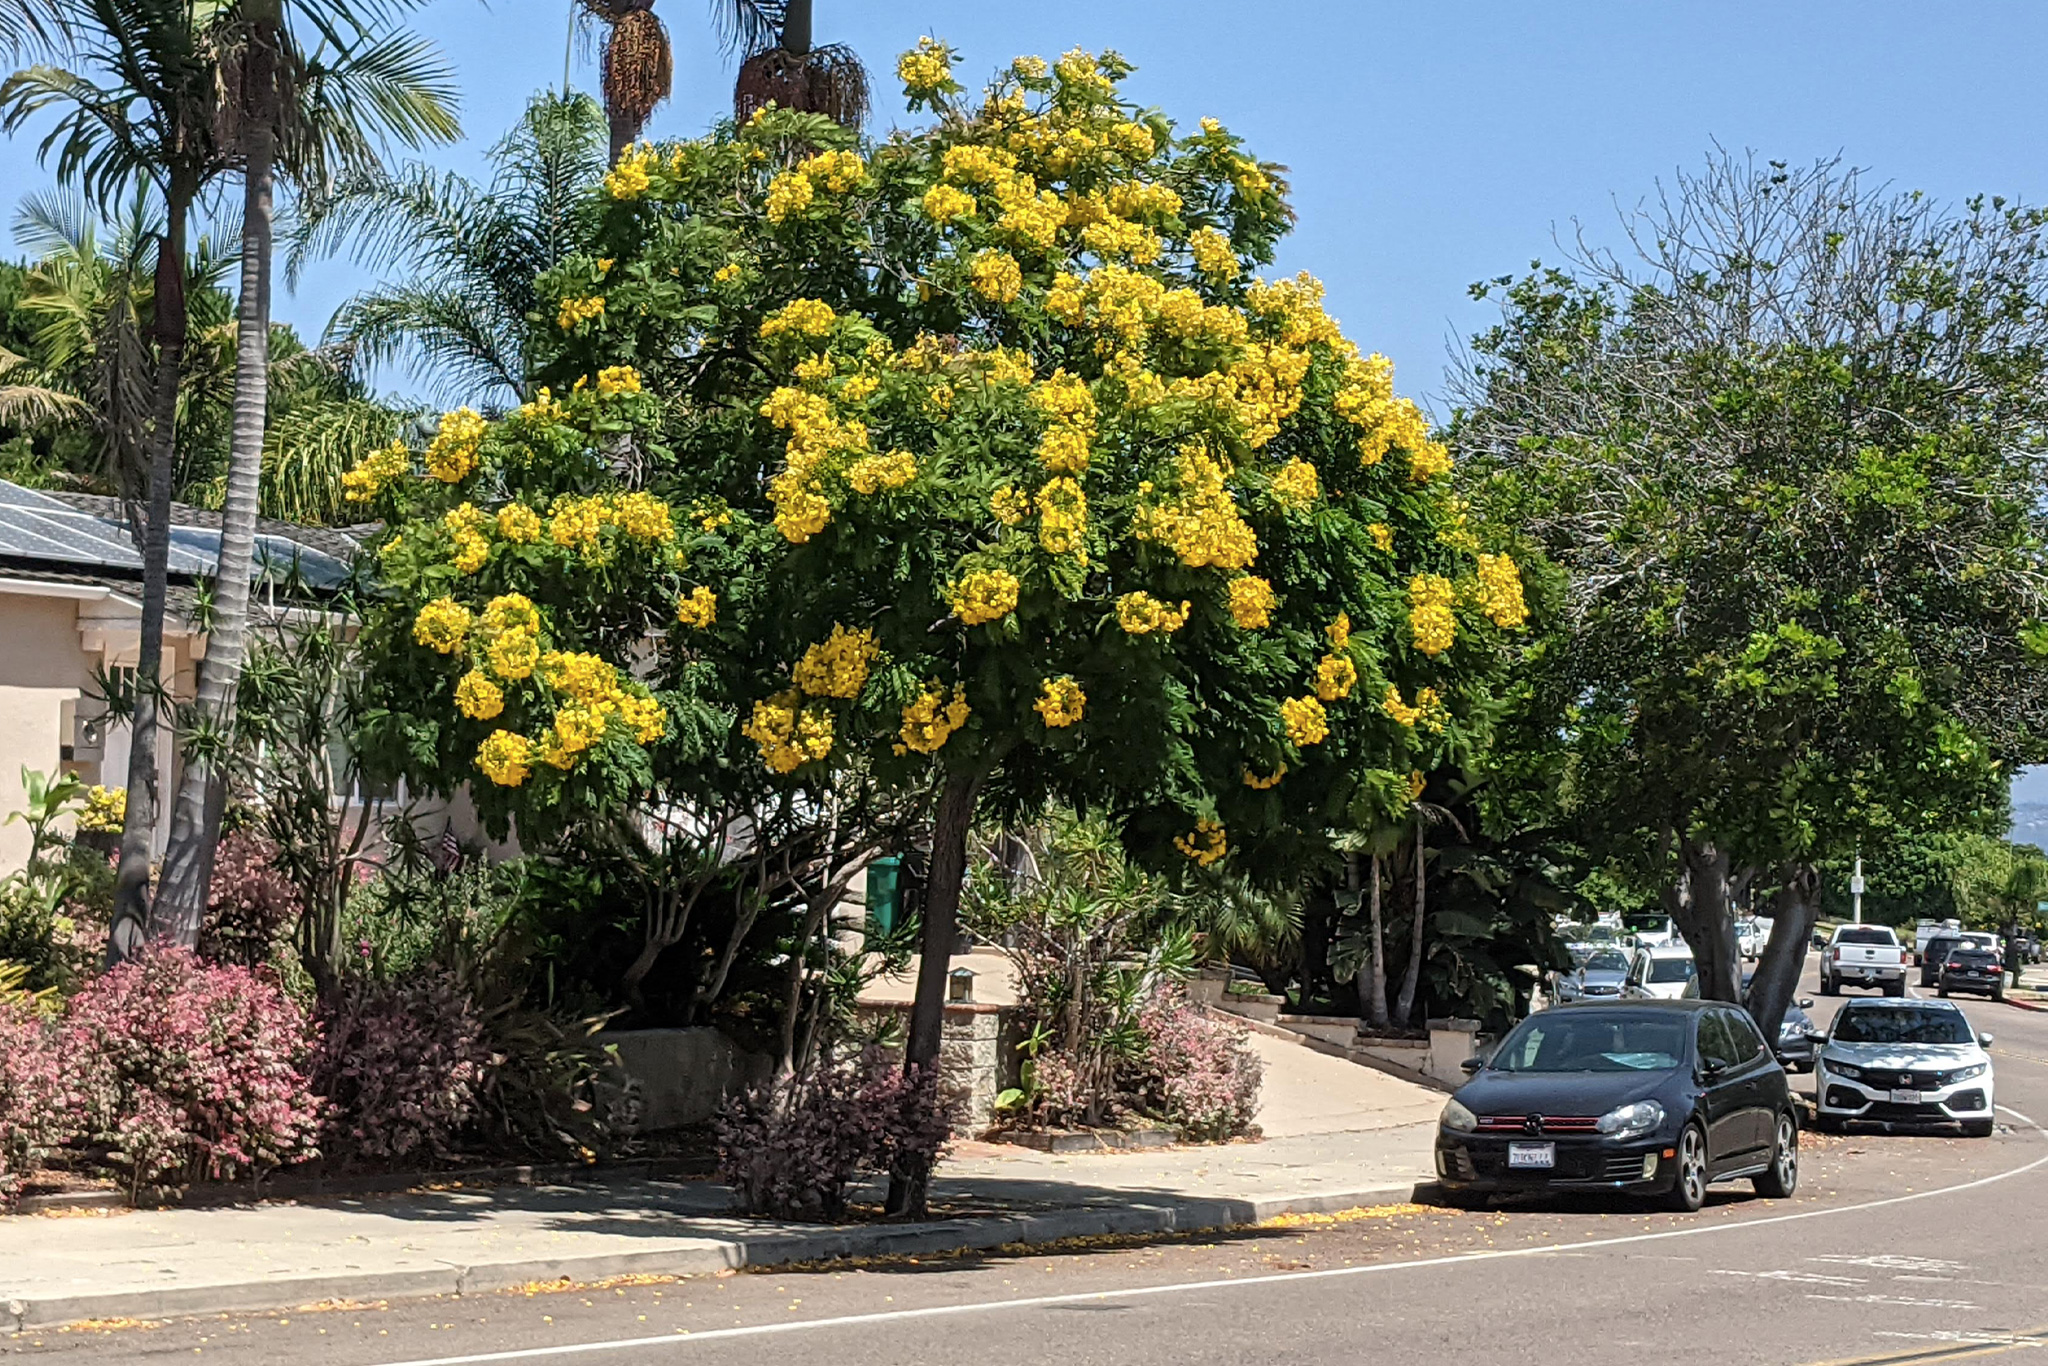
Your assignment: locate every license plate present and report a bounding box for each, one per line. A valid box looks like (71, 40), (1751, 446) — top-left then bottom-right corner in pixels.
(1891, 1089), (1922, 1104)
(1508, 1142), (1555, 1169)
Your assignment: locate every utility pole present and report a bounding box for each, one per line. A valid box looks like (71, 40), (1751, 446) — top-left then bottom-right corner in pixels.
(1851, 852), (1865, 925)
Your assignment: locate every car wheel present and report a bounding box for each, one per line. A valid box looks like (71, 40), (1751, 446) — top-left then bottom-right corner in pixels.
(1753, 1112), (1799, 1198)
(1963, 1119), (1995, 1138)
(1663, 1123), (1709, 1213)
(1432, 1185), (1489, 1211)
(1938, 984), (1950, 998)
(1820, 974), (1837, 997)
(1885, 977), (1906, 998)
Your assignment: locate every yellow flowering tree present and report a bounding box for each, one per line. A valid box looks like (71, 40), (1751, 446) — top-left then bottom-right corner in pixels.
(348, 42), (1528, 1210)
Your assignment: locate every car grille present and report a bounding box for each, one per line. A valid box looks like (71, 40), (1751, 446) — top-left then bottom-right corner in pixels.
(1861, 1101), (1951, 1122)
(1464, 1146), (1632, 1181)
(1602, 1154), (1650, 1181)
(1850, 1069), (1952, 1090)
(1476, 1114), (1600, 1135)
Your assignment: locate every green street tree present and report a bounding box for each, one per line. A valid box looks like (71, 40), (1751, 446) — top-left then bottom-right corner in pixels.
(1455, 153), (2048, 1039)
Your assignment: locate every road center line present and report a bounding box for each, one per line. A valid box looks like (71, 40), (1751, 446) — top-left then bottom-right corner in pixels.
(355, 1107), (2048, 1366)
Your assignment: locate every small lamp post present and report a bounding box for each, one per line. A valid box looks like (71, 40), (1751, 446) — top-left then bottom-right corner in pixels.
(947, 966), (976, 1004)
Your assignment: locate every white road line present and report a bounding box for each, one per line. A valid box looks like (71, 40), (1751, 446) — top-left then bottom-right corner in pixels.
(355, 1112), (2048, 1366)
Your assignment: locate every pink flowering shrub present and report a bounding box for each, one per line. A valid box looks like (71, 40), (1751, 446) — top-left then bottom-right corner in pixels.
(312, 972), (489, 1165)
(715, 1054), (953, 1221)
(1130, 992), (1263, 1142)
(63, 949), (321, 1187)
(199, 832), (300, 967)
(0, 999), (75, 1207)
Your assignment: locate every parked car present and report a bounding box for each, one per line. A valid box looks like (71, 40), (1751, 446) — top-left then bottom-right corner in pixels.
(1557, 948), (1632, 1004)
(1435, 1000), (1799, 1212)
(1624, 944), (1698, 1000)
(1919, 934), (1961, 988)
(1938, 946), (2006, 1002)
(1819, 925), (1908, 997)
(1736, 920), (1763, 959)
(1811, 999), (1996, 1136)
(1741, 971), (1818, 1072)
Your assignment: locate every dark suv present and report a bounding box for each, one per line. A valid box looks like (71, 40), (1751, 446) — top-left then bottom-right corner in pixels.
(1938, 947), (2006, 1001)
(1919, 935), (1960, 988)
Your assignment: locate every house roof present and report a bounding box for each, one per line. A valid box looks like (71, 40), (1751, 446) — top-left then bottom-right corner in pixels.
(0, 483), (357, 591)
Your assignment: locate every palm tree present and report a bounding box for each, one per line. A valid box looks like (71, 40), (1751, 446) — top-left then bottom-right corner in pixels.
(1393, 787), (1468, 1025)
(289, 90), (606, 406)
(153, 0), (457, 944)
(732, 0), (867, 128)
(3, 0), (234, 950)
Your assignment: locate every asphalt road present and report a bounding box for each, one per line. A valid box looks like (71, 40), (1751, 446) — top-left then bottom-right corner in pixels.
(12, 960), (2048, 1366)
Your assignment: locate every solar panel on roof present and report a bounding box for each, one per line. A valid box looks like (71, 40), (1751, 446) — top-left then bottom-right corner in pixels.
(0, 480), (354, 588)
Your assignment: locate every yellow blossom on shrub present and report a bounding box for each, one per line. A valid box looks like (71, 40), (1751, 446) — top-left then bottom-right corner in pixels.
(557, 295), (605, 330)
(475, 730), (533, 786)
(742, 690), (834, 773)
(1189, 225), (1239, 280)
(1269, 457), (1319, 511)
(455, 670), (504, 720)
(1406, 770), (1427, 803)
(450, 529), (489, 573)
(1173, 819), (1228, 866)
(412, 597), (471, 653)
(1035, 425), (1091, 474)
(713, 261), (743, 285)
(948, 569), (1020, 625)
(970, 249), (1023, 303)
(1327, 612), (1351, 649)
(1115, 591), (1190, 635)
(801, 149), (866, 192)
(1280, 694), (1329, 746)
(424, 408), (487, 483)
(482, 592), (540, 637)
(1228, 575), (1275, 629)
(1242, 764), (1285, 790)
(1408, 438), (1452, 483)
(603, 143), (657, 199)
(549, 496), (604, 552)
(921, 184), (978, 225)
(1472, 552), (1529, 629)
(759, 298), (838, 339)
(839, 374), (879, 403)
(496, 503), (541, 543)
(1368, 522), (1394, 552)
(897, 680), (971, 753)
(1409, 574), (1457, 656)
(765, 170), (814, 224)
(488, 631), (539, 680)
(1131, 446), (1257, 570)
(1034, 676), (1086, 728)
(609, 491), (674, 541)
(1382, 684), (1421, 728)
(77, 785), (125, 832)
(1315, 654), (1357, 702)
(595, 365), (642, 397)
(676, 586), (717, 628)
(514, 387), (565, 424)
(846, 449), (918, 494)
(794, 624), (881, 698)
(1037, 476), (1088, 556)
(991, 485), (1032, 525)
(1415, 686), (1449, 733)
(897, 35), (954, 96)
(341, 440), (409, 502)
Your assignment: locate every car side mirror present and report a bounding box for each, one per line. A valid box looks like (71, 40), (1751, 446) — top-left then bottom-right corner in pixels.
(1805, 1031), (1828, 1046)
(1979, 1033), (1995, 1048)
(1798, 998), (1815, 1009)
(1460, 1056), (1485, 1075)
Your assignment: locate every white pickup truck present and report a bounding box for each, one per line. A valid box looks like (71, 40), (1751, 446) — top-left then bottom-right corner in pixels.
(1819, 925), (1909, 997)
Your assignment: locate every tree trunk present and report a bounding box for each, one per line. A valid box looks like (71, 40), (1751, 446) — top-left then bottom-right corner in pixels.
(156, 9), (278, 946)
(1668, 837), (1742, 1002)
(885, 767), (980, 1218)
(1298, 882), (1332, 1012)
(107, 182), (194, 964)
(781, 0), (811, 55)
(1747, 863), (1820, 1041)
(1362, 853), (1389, 1028)
(1394, 829), (1426, 1024)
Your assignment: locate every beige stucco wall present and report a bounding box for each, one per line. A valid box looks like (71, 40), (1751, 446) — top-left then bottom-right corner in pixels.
(0, 592), (92, 869)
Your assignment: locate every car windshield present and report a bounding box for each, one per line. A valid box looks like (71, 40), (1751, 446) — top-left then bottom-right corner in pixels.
(1833, 1007), (1974, 1046)
(1836, 928), (1896, 946)
(1648, 958), (1697, 984)
(1490, 1013), (1687, 1072)
(1585, 950), (1629, 974)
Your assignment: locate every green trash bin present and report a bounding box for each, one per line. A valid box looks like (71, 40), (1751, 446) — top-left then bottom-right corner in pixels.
(866, 855), (903, 936)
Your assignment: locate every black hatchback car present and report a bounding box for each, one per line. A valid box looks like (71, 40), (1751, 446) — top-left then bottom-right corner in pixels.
(1434, 999), (1798, 1213)
(1938, 947), (2006, 1001)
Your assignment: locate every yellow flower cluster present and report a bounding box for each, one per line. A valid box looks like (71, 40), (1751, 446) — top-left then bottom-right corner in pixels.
(1406, 770), (1427, 803)
(948, 568), (1020, 625)
(1189, 225), (1239, 280)
(713, 261), (743, 285)
(530, 648), (666, 764)
(1327, 613), (1352, 649)
(1409, 574), (1457, 656)
(476, 730), (533, 787)
(758, 383), (871, 542)
(1115, 591), (1190, 635)
(897, 36), (954, 95)
(1381, 684), (1420, 727)
(1472, 553), (1529, 629)
(845, 449), (917, 494)
(1280, 694), (1329, 747)
(1034, 676), (1085, 728)
(1174, 819), (1228, 866)
(1315, 654), (1358, 702)
(742, 691), (835, 773)
(445, 503), (491, 574)
(341, 440), (409, 502)
(793, 624), (881, 698)
(969, 249), (1023, 303)
(1228, 575), (1275, 630)
(896, 681), (971, 754)
(497, 503), (541, 543)
(1037, 477), (1088, 557)
(759, 298), (838, 339)
(77, 784), (125, 832)
(425, 408), (488, 483)
(676, 586), (717, 628)
(595, 365), (642, 397)
(514, 387), (565, 424)
(1368, 522), (1394, 552)
(603, 143), (657, 199)
(455, 669), (504, 720)
(801, 149), (866, 193)
(1029, 370), (1096, 473)
(481, 593), (541, 680)
(544, 491), (674, 553)
(558, 295), (605, 331)
(921, 183), (977, 224)
(1132, 446), (1258, 570)
(1242, 764), (1285, 790)
(413, 597), (471, 654)
(1383, 684), (1449, 734)
(765, 171), (813, 224)
(1080, 217), (1161, 263)
(1269, 457), (1320, 512)
(1247, 273), (1344, 348)
(991, 485), (1032, 526)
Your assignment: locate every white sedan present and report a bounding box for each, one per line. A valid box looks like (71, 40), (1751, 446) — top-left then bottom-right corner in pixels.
(1812, 999), (1996, 1137)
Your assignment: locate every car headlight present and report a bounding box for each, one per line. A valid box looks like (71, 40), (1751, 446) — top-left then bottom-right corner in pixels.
(1595, 1099), (1665, 1140)
(1441, 1098), (1478, 1133)
(1826, 1060), (1863, 1081)
(1948, 1063), (1987, 1083)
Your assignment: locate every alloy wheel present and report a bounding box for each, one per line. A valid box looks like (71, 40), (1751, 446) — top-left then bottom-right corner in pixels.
(1679, 1127), (1706, 1207)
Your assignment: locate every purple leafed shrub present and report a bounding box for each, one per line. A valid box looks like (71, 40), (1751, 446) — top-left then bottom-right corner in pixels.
(0, 999), (74, 1207)
(715, 1054), (954, 1221)
(63, 948), (322, 1188)
(200, 832), (300, 968)
(312, 972), (490, 1166)
(1132, 992), (1263, 1142)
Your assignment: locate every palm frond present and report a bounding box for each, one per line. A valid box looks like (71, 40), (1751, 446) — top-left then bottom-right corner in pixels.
(261, 393), (411, 522)
(707, 0), (784, 58)
(326, 282), (524, 404)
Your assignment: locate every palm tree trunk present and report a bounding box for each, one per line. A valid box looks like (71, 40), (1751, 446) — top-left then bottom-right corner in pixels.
(1394, 828), (1426, 1024)
(781, 0), (811, 54)
(1363, 853), (1389, 1027)
(156, 6), (278, 946)
(107, 179), (195, 964)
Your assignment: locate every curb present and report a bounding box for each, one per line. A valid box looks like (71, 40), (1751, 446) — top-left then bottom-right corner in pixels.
(2001, 994), (2048, 1014)
(1, 1182), (1427, 1331)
